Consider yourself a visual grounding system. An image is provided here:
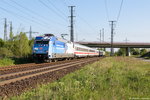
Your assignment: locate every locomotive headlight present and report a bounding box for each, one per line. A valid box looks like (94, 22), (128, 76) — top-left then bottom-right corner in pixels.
(34, 47), (38, 50)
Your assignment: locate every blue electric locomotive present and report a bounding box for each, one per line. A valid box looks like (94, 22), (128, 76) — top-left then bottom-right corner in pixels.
(33, 34), (105, 62)
(32, 34), (74, 62)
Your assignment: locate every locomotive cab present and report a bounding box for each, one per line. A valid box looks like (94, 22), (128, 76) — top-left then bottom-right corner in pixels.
(32, 34), (52, 61)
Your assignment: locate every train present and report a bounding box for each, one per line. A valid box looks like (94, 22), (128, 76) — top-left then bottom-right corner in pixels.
(32, 34), (105, 62)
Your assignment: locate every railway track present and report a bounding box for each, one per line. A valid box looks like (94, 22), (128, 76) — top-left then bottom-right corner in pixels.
(0, 58), (88, 75)
(0, 57), (100, 97)
(0, 63), (35, 70)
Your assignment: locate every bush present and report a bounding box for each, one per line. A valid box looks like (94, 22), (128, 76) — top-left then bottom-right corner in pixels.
(0, 38), (4, 47)
(141, 52), (150, 58)
(0, 58), (14, 67)
(140, 49), (147, 56)
(0, 47), (13, 58)
(116, 48), (126, 56)
(131, 48), (140, 55)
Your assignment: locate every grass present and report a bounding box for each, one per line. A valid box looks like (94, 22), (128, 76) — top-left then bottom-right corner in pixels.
(144, 57), (150, 59)
(0, 57), (33, 67)
(0, 58), (14, 67)
(9, 57), (150, 100)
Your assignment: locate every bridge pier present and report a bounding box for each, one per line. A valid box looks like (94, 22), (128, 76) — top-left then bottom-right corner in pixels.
(126, 47), (131, 56)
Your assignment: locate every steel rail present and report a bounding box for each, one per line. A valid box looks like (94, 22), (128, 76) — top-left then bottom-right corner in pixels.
(0, 58), (91, 71)
(0, 63), (36, 70)
(0, 59), (93, 79)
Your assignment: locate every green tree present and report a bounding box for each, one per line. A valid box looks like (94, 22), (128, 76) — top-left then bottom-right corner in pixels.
(105, 51), (110, 56)
(116, 48), (126, 56)
(0, 39), (14, 58)
(0, 47), (13, 58)
(13, 32), (30, 57)
(29, 38), (34, 53)
(0, 38), (4, 47)
(131, 48), (140, 55)
(9, 31), (13, 41)
(140, 49), (147, 56)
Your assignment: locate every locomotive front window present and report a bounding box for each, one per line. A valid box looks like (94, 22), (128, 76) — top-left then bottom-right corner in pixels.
(36, 41), (42, 44)
(35, 41), (49, 44)
(43, 41), (49, 44)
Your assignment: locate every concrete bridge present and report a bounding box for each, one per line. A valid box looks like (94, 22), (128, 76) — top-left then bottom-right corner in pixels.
(76, 42), (150, 56)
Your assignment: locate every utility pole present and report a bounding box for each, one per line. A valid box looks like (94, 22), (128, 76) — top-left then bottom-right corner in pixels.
(4, 18), (7, 41)
(102, 28), (104, 42)
(26, 26), (38, 40)
(124, 38), (129, 43)
(109, 21), (116, 56)
(9, 21), (13, 40)
(68, 6), (75, 42)
(29, 26), (32, 40)
(100, 30), (101, 43)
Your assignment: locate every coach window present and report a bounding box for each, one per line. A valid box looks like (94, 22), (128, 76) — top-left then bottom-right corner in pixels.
(89, 50), (95, 52)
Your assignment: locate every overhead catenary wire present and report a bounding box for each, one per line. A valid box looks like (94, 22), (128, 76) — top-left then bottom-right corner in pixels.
(60, 0), (93, 40)
(116, 0), (124, 22)
(61, 0), (98, 35)
(67, 0), (76, 5)
(104, 0), (124, 41)
(10, 0), (48, 20)
(61, 0), (75, 6)
(61, 0), (68, 6)
(77, 14), (98, 33)
(105, 0), (124, 56)
(1, 0), (51, 27)
(0, 6), (50, 30)
(38, 0), (67, 22)
(47, 0), (67, 18)
(104, 0), (124, 23)
(9, 0), (65, 26)
(104, 0), (110, 21)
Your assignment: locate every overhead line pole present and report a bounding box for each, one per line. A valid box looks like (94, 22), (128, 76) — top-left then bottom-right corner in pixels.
(124, 38), (129, 44)
(25, 26), (38, 40)
(69, 6), (75, 42)
(109, 21), (116, 56)
(9, 21), (13, 40)
(100, 30), (101, 43)
(102, 28), (104, 42)
(4, 18), (7, 41)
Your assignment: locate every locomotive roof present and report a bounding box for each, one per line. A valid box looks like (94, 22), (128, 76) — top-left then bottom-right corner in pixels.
(74, 43), (99, 51)
(35, 34), (72, 44)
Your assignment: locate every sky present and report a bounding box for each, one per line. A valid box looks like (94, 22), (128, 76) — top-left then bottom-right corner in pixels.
(0, 0), (150, 43)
